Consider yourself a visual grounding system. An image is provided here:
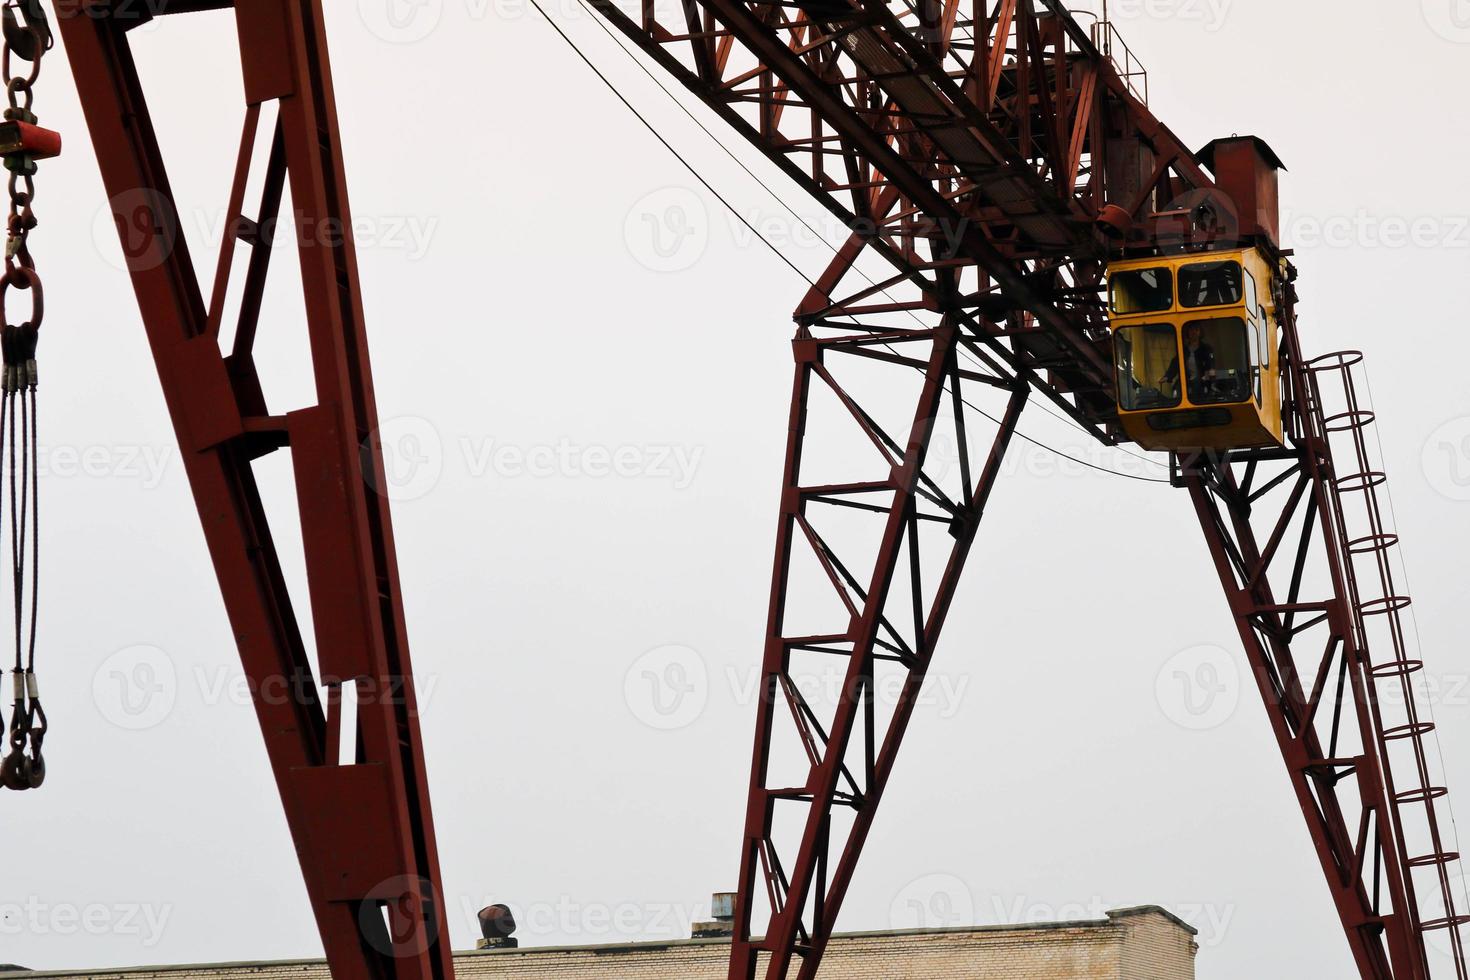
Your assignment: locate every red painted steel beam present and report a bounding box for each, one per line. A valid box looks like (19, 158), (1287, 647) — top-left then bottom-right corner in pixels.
(728, 312), (1028, 980)
(587, 0), (1239, 421)
(51, 0), (1470, 976)
(1180, 287), (1466, 979)
(581, 0), (1469, 976)
(56, 3), (454, 976)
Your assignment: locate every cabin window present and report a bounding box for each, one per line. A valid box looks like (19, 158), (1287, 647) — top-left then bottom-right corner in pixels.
(1110, 267), (1173, 315)
(1244, 278), (1264, 404)
(1179, 260), (1244, 308)
(1182, 317), (1252, 405)
(1114, 323), (1182, 411)
(1249, 320), (1265, 403)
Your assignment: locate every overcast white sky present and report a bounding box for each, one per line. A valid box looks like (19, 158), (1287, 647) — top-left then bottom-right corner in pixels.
(4, 1), (1470, 977)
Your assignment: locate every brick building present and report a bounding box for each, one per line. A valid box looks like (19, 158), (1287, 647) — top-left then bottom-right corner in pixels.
(1, 906), (1198, 980)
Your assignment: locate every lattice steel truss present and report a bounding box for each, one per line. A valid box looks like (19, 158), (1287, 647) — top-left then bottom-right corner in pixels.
(1183, 305), (1470, 980)
(56, 0), (1469, 978)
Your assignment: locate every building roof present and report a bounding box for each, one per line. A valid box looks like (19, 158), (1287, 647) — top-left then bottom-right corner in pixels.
(0, 907), (1199, 980)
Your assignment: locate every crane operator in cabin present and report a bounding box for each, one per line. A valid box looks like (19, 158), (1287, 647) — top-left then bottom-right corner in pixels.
(1163, 322), (1216, 397)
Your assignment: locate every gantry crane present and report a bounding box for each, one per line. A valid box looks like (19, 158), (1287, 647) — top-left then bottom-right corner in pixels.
(20, 0), (1468, 978)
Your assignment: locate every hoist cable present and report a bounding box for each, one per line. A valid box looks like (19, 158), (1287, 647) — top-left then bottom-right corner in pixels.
(526, 0), (812, 287)
(0, 0), (50, 791)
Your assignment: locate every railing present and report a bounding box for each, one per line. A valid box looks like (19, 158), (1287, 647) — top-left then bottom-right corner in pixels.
(1090, 20), (1149, 105)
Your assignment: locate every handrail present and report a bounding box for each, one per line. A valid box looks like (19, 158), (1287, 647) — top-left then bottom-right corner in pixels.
(1090, 20), (1149, 105)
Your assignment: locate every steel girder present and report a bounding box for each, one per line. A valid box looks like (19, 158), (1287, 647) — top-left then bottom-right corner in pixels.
(57, 3), (453, 977)
(1182, 296), (1469, 980)
(732, 310), (1027, 980)
(52, 0), (1470, 977)
(586, 0), (1232, 416)
(583, 0), (1470, 977)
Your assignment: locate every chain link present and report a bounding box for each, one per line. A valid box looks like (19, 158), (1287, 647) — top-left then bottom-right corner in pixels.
(0, 0), (48, 792)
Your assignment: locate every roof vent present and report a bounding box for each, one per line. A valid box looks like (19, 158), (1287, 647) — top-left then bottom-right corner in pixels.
(693, 891), (737, 938)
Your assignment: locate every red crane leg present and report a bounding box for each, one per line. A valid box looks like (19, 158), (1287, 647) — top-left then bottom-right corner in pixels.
(729, 314), (1028, 980)
(56, 3), (454, 976)
(1185, 461), (1415, 979)
(1182, 295), (1468, 979)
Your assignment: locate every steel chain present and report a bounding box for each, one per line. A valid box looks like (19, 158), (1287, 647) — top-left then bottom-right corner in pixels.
(0, 0), (48, 792)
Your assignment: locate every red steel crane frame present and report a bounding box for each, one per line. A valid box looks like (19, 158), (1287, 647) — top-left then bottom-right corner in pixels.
(51, 0), (1470, 979)
(57, 1), (453, 975)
